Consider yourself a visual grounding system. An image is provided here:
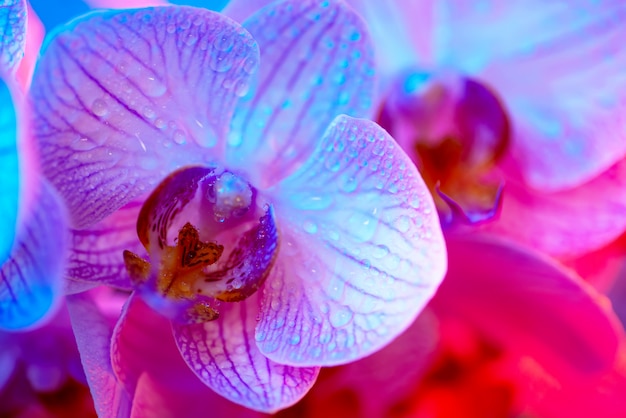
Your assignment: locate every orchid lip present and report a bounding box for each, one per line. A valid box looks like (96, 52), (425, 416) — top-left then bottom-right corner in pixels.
(123, 166), (280, 324)
(379, 70), (511, 227)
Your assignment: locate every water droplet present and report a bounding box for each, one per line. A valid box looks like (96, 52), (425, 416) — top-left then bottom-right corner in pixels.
(243, 57), (258, 74)
(339, 174), (357, 193)
(234, 79), (250, 97)
(372, 245), (389, 259)
(72, 137), (97, 151)
(185, 33), (198, 46)
(210, 53), (232, 73)
(227, 131), (243, 147)
(270, 299), (280, 311)
(309, 346), (322, 358)
(318, 332), (331, 344)
(395, 215), (410, 233)
(155, 118), (166, 129)
(329, 305), (353, 328)
(289, 334), (301, 345)
(347, 212), (378, 242)
(173, 130), (187, 145)
(91, 99), (108, 117)
(142, 77), (167, 97)
(372, 144), (385, 156)
(213, 34), (234, 51)
(142, 107), (156, 119)
(255, 330), (266, 342)
(302, 219), (318, 234)
(409, 195), (420, 209)
(361, 259), (371, 270)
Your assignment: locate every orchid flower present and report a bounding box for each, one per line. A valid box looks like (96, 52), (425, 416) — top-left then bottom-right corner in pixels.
(282, 234), (626, 418)
(0, 0), (68, 331)
(327, 0), (626, 257)
(30, 1), (447, 412)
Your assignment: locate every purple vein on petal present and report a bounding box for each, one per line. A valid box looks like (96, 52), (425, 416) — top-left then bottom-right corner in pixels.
(30, 6), (260, 228)
(66, 199), (144, 291)
(256, 115), (447, 367)
(172, 294), (319, 413)
(0, 179), (68, 331)
(227, 0), (375, 185)
(0, 0), (27, 75)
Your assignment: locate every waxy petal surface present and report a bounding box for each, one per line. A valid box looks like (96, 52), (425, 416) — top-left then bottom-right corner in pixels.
(227, 0), (375, 185)
(31, 6), (260, 228)
(0, 0), (26, 74)
(481, 158), (626, 257)
(112, 294), (245, 408)
(299, 309), (439, 418)
(67, 291), (132, 418)
(0, 180), (68, 331)
(14, 3), (43, 90)
(438, 234), (622, 377)
(0, 76), (19, 262)
(344, 0), (435, 76)
(67, 199), (144, 290)
(130, 372), (266, 418)
(172, 293), (319, 413)
(259, 115), (446, 366)
(349, 0), (626, 191)
(475, 1), (626, 190)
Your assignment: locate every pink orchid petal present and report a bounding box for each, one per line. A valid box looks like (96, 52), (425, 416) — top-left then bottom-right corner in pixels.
(439, 1), (626, 190)
(112, 293), (278, 415)
(172, 293), (319, 413)
(0, 179), (68, 331)
(66, 291), (132, 418)
(564, 232), (626, 293)
(257, 115), (446, 366)
(130, 372), (265, 418)
(481, 158), (626, 257)
(302, 309), (439, 418)
(67, 199), (143, 290)
(0, 75), (20, 261)
(437, 233), (622, 378)
(14, 2), (43, 90)
(31, 6), (260, 228)
(226, 0), (375, 185)
(608, 274), (626, 330)
(0, 0), (26, 75)
(111, 294), (205, 396)
(518, 352), (626, 418)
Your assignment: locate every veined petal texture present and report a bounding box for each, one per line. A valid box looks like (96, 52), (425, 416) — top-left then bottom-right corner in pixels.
(227, 0), (375, 185)
(172, 294), (319, 413)
(0, 0), (26, 74)
(30, 6), (259, 228)
(259, 115), (447, 366)
(0, 179), (68, 331)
